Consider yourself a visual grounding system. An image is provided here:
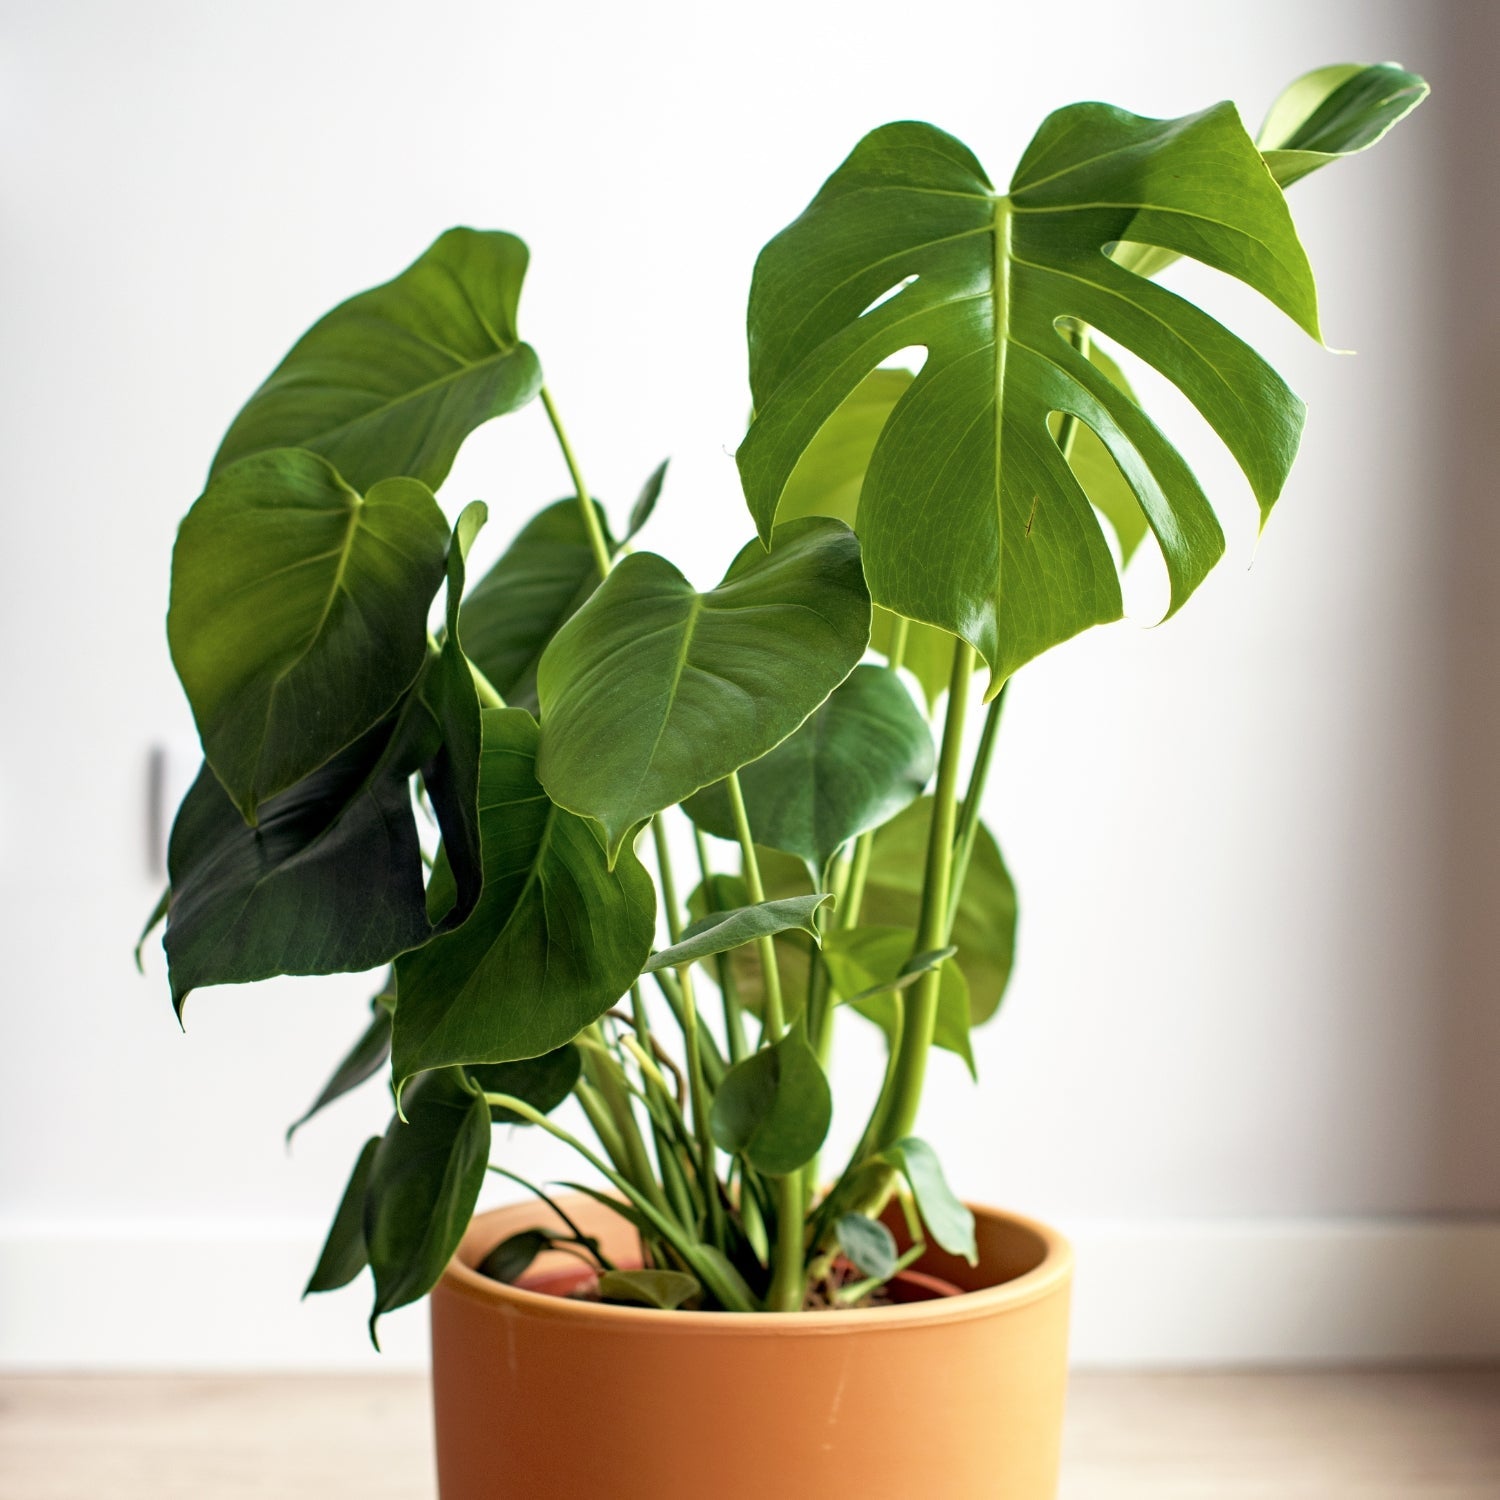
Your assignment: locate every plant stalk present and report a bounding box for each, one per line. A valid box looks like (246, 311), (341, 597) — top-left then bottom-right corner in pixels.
(539, 384), (613, 580)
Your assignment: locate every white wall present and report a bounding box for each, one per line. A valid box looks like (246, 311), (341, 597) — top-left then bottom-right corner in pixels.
(3, 0), (1493, 1367)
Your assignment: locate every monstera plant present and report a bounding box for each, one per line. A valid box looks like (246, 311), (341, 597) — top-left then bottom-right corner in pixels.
(144, 63), (1425, 1336)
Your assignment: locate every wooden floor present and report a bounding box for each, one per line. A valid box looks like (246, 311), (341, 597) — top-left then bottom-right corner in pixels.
(0, 1370), (1496, 1497)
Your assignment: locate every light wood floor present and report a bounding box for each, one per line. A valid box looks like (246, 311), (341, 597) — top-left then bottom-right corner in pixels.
(0, 1370), (1496, 1497)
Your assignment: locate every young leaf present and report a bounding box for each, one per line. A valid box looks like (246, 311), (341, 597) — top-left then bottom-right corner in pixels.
(597, 1268), (702, 1311)
(741, 106), (1330, 690)
(880, 1136), (977, 1265)
(168, 449), (448, 821)
(305, 1137), (380, 1295)
(470, 1044), (583, 1124)
(476, 1229), (555, 1285)
(392, 708), (656, 1089)
(625, 459), (669, 541)
(643, 894), (831, 973)
(365, 1069), (492, 1343)
(211, 228), (543, 492)
(287, 984), (395, 1142)
(835, 1212), (899, 1281)
(710, 1024), (832, 1176)
(536, 517), (871, 863)
(685, 665), (934, 878)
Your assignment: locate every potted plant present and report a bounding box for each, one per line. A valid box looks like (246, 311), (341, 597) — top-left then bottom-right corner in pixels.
(143, 61), (1425, 1499)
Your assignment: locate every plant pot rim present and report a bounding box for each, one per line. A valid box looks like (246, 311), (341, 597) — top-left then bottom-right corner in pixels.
(439, 1198), (1073, 1335)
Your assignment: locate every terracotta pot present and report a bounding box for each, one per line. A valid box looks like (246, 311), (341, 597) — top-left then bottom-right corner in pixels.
(430, 1192), (1073, 1499)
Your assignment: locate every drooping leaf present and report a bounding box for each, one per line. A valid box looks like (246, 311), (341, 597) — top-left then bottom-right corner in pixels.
(536, 517), (871, 862)
(470, 1044), (582, 1124)
(392, 708), (656, 1089)
(458, 498), (614, 714)
(134, 887), (169, 973)
(710, 1023), (832, 1176)
(740, 105), (1334, 691)
(836, 1212), (899, 1281)
(287, 982), (395, 1143)
(169, 448), (448, 821)
(685, 665), (934, 878)
(212, 228), (543, 492)
(476, 1228), (555, 1285)
(643, 894), (831, 973)
(597, 1268), (702, 1310)
(626, 459), (670, 541)
(305, 1136), (381, 1295)
(861, 798), (1017, 1025)
(365, 1068), (492, 1342)
(880, 1136), (976, 1264)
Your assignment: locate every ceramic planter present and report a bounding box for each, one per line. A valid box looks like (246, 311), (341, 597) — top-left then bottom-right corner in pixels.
(430, 1192), (1073, 1498)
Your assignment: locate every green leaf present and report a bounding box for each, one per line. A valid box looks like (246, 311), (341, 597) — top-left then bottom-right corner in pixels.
(458, 498), (615, 715)
(710, 1023), (832, 1176)
(597, 1268), (702, 1310)
(643, 894), (831, 973)
(134, 887), (169, 973)
(881, 1136), (976, 1264)
(366, 1068), (492, 1343)
(305, 1136), (381, 1295)
(823, 925), (975, 1076)
(836, 1212), (899, 1281)
(685, 858), (815, 1017)
(740, 105), (1330, 690)
(392, 707), (656, 1089)
(685, 665), (934, 878)
(287, 982), (395, 1142)
(470, 1044), (582, 1124)
(169, 448), (448, 821)
(476, 1228), (555, 1285)
(861, 798), (1016, 1025)
(212, 228), (543, 492)
(626, 459), (669, 541)
(536, 517), (871, 862)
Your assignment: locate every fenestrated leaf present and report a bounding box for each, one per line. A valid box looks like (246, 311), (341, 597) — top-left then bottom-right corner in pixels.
(685, 665), (934, 878)
(476, 1229), (555, 1285)
(710, 1023), (832, 1176)
(459, 498), (614, 714)
(740, 105), (1331, 691)
(169, 448), (448, 821)
(305, 1136), (380, 1295)
(598, 1268), (702, 1310)
(392, 708), (656, 1089)
(470, 1044), (582, 1124)
(643, 894), (831, 974)
(366, 1068), (492, 1343)
(861, 797), (1017, 1025)
(287, 981), (395, 1143)
(836, 1212), (899, 1281)
(212, 228), (543, 492)
(626, 459), (669, 541)
(881, 1136), (976, 1264)
(536, 517), (871, 863)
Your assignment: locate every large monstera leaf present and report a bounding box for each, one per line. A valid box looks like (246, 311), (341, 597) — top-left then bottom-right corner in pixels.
(740, 104), (1329, 692)
(211, 229), (543, 493)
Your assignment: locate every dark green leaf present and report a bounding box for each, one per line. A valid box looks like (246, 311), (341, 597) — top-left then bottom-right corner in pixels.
(134, 887), (169, 973)
(625, 459), (669, 541)
(458, 498), (614, 714)
(212, 228), (542, 492)
(597, 1268), (702, 1310)
(366, 1068), (492, 1343)
(685, 665), (933, 878)
(643, 894), (831, 973)
(536, 517), (871, 862)
(287, 982), (395, 1143)
(304, 1136), (380, 1295)
(881, 1136), (976, 1264)
(476, 1228), (555, 1285)
(169, 449), (448, 821)
(709, 1023), (832, 1176)
(469, 1044), (582, 1123)
(392, 708), (656, 1088)
(836, 1212), (899, 1281)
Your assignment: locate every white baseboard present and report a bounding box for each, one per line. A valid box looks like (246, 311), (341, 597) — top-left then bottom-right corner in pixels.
(2, 1216), (1497, 1371)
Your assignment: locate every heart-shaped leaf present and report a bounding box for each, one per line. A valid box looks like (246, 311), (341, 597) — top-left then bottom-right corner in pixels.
(287, 982), (394, 1143)
(597, 1268), (702, 1310)
(740, 105), (1329, 689)
(835, 1212), (899, 1281)
(470, 1044), (582, 1124)
(392, 708), (656, 1089)
(365, 1068), (492, 1343)
(710, 1023), (832, 1176)
(304, 1136), (380, 1295)
(476, 1229), (556, 1286)
(880, 1136), (976, 1264)
(169, 448), (449, 821)
(536, 517), (871, 862)
(212, 228), (543, 492)
(685, 665), (934, 878)
(643, 894), (831, 974)
(458, 497), (614, 714)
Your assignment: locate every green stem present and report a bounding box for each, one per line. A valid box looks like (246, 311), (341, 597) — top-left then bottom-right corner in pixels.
(694, 826), (747, 1063)
(579, 1030), (667, 1214)
(947, 683), (1006, 931)
(540, 384), (613, 580)
(651, 816), (684, 944)
(726, 771), (784, 1039)
(675, 963), (727, 1247)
